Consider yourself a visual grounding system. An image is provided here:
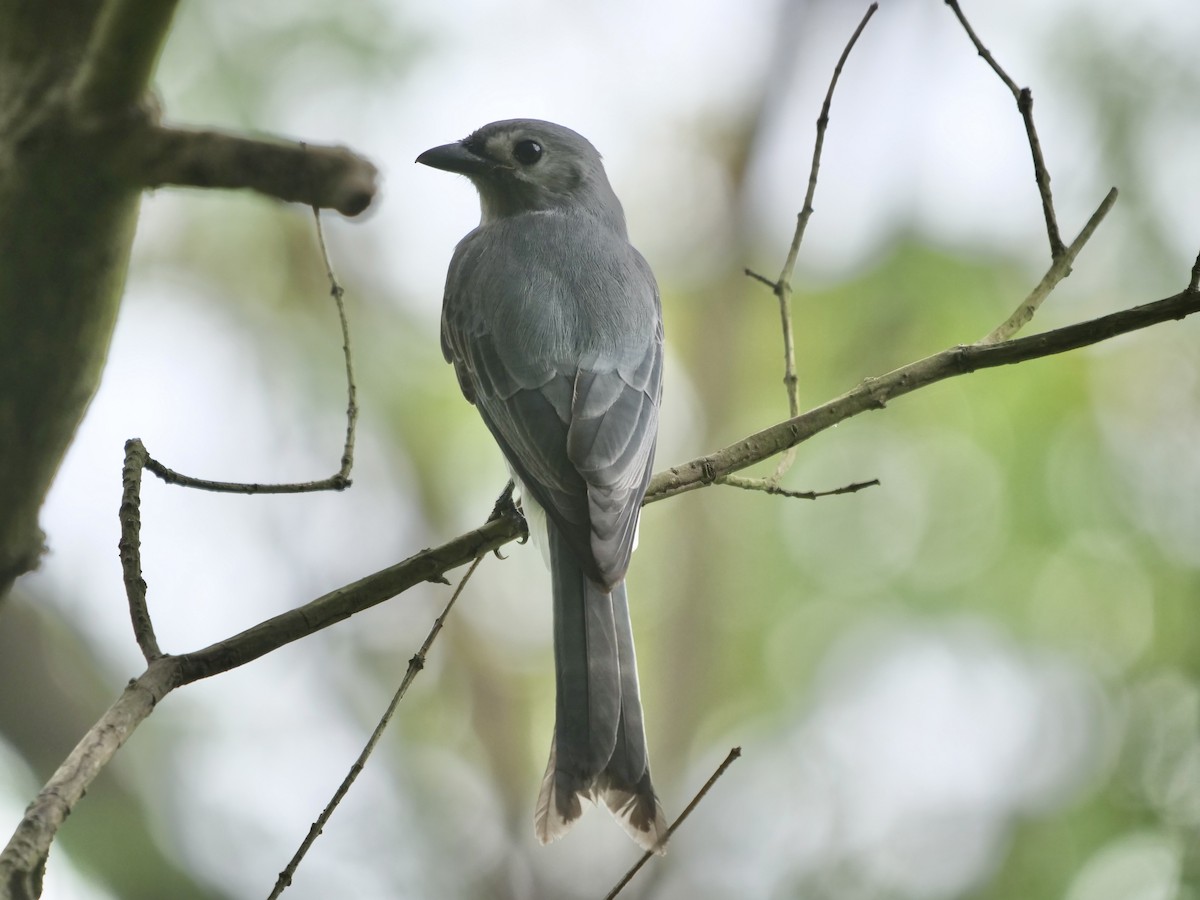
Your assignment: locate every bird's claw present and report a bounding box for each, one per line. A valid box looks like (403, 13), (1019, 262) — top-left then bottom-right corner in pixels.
(488, 479), (518, 523)
(487, 479), (527, 558)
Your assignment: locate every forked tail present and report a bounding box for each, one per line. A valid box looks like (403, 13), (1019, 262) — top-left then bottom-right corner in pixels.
(534, 527), (667, 852)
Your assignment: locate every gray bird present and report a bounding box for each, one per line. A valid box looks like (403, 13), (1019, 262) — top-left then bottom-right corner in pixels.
(417, 119), (667, 851)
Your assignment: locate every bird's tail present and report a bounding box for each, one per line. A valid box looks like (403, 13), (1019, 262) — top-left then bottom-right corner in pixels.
(534, 526), (667, 853)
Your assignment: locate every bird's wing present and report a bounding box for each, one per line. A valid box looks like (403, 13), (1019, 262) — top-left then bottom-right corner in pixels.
(441, 227), (662, 588)
(565, 336), (662, 585)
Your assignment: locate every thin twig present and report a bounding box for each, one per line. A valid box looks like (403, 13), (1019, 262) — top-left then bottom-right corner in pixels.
(747, 1), (878, 486)
(6, 288), (1200, 889)
(772, 211), (803, 426)
(0, 657), (179, 897)
(119, 440), (161, 661)
(141, 454), (348, 493)
(605, 748), (742, 900)
(648, 286), (1200, 505)
(137, 212), (359, 495)
(980, 187), (1118, 344)
(118, 285), (1200, 682)
(743, 268), (776, 290)
(944, 0), (1064, 258)
(776, 2), (879, 307)
(942, 1), (1020, 96)
(268, 556), (484, 899)
(719, 475), (879, 500)
(1188, 248), (1200, 294)
(313, 208), (359, 481)
(155, 285), (1200, 683)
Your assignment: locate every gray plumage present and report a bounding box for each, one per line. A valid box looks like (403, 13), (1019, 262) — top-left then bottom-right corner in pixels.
(417, 119), (667, 851)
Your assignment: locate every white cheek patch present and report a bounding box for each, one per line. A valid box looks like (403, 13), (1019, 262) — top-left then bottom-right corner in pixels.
(484, 133), (511, 161)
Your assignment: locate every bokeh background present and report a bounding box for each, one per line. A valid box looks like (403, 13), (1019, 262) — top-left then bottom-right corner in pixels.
(3, 0), (1200, 897)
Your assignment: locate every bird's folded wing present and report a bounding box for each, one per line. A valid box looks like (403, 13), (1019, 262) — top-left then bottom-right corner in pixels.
(443, 323), (661, 587)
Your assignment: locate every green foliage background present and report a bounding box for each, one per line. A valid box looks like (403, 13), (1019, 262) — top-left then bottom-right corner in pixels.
(2, 2), (1198, 898)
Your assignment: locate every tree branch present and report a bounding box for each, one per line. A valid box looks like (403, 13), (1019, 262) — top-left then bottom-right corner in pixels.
(745, 2), (878, 486)
(3, 5), (1196, 892)
(119, 443), (160, 662)
(84, 288), (1200, 681)
(4, 284), (1199, 893)
(268, 557), (485, 899)
(980, 187), (1118, 344)
(0, 522), (513, 896)
(314, 208), (361, 474)
(648, 287), (1200, 504)
(719, 476), (880, 501)
(0, 0), (379, 603)
(605, 748), (742, 899)
(945, 0), (1065, 258)
(115, 125), (379, 217)
(175, 515), (520, 685)
(0, 658), (179, 900)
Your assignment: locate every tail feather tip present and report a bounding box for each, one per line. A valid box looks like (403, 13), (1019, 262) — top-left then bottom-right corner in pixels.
(534, 765), (668, 855)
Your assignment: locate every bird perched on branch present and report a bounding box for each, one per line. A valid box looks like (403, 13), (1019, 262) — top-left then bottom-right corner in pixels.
(417, 119), (667, 851)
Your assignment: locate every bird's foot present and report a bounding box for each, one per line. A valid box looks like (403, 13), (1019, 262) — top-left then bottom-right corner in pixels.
(487, 480), (527, 558)
(488, 479), (518, 523)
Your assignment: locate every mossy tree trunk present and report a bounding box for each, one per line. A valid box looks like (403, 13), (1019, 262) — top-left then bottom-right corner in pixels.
(0, 0), (163, 600)
(0, 0), (376, 606)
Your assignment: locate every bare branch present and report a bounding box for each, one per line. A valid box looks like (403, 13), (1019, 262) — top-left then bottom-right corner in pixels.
(123, 210), (361, 498)
(313, 209), (359, 480)
(5, 285), (1199, 889)
(115, 206), (358, 671)
(175, 519), (517, 684)
(0, 658), (179, 899)
(70, 0), (180, 114)
(943, 1), (1021, 96)
(3, 6), (1191, 893)
(775, 2), (879, 302)
(719, 475), (880, 500)
(944, 0), (1064, 258)
(747, 1), (878, 485)
(0, 2), (379, 607)
(743, 267), (776, 290)
(605, 748), (742, 900)
(0, 521), (509, 891)
(142, 451), (350, 494)
(145, 290), (1200, 680)
(648, 287), (1200, 505)
(115, 125), (379, 217)
(980, 187), (1118, 344)
(772, 218), (802, 415)
(269, 557), (485, 898)
(119, 441), (160, 662)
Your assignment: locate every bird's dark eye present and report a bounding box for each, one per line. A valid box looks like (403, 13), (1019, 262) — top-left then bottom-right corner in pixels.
(513, 139), (543, 165)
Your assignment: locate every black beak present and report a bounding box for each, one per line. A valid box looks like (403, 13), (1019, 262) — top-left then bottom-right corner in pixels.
(415, 141), (494, 175)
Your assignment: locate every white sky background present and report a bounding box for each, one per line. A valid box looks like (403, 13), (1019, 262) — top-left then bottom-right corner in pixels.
(9, 0), (1200, 897)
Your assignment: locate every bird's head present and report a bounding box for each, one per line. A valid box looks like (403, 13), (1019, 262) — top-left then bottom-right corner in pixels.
(416, 119), (625, 230)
